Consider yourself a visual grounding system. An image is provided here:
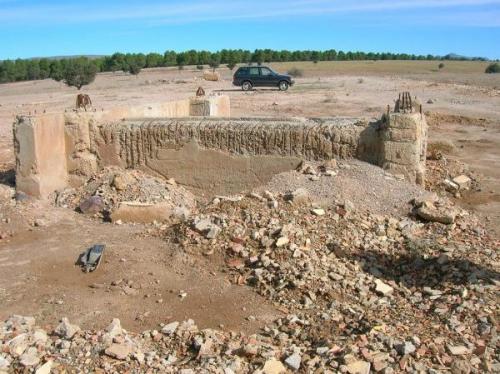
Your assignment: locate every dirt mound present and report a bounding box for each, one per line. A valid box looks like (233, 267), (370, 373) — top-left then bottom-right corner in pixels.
(55, 167), (197, 221)
(257, 160), (431, 216)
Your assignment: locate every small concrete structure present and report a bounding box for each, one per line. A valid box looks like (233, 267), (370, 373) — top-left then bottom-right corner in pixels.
(13, 95), (428, 198)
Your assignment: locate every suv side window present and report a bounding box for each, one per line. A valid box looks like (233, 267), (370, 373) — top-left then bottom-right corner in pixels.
(236, 68), (248, 76)
(260, 67), (272, 76)
(249, 67), (260, 76)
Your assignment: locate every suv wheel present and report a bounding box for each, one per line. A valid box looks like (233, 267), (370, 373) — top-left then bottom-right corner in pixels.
(242, 81), (253, 91)
(279, 81), (289, 91)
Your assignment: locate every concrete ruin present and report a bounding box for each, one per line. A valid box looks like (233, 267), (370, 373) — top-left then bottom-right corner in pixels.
(13, 94), (428, 198)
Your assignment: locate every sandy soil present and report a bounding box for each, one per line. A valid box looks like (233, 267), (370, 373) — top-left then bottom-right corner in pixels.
(0, 61), (499, 333)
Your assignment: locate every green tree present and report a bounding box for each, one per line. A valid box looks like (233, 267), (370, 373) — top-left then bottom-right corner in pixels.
(60, 58), (97, 90)
(49, 60), (64, 81)
(146, 53), (163, 68)
(163, 51), (177, 67)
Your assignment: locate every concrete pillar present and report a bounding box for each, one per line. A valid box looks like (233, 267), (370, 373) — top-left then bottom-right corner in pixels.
(379, 112), (428, 186)
(189, 95), (230, 117)
(13, 114), (68, 198)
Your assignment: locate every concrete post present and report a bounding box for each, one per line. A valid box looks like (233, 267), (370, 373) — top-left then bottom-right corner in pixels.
(379, 112), (428, 186)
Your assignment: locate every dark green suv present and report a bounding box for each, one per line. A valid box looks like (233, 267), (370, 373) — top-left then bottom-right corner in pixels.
(233, 66), (294, 91)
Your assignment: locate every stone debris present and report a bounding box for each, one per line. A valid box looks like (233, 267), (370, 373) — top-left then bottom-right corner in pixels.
(284, 353), (301, 371)
(262, 358), (286, 374)
(56, 166), (196, 223)
(2, 165), (499, 373)
(54, 317), (80, 340)
(453, 174), (472, 190)
(414, 198), (458, 224)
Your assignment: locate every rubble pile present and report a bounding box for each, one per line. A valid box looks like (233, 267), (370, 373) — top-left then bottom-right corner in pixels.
(167, 191), (499, 373)
(2, 189), (498, 372)
(426, 158), (480, 199)
(54, 167), (196, 221)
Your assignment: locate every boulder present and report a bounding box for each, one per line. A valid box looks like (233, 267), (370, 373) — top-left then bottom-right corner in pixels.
(416, 203), (457, 224)
(79, 196), (104, 215)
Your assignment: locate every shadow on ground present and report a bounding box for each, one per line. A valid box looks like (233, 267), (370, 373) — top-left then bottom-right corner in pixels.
(353, 248), (499, 289)
(0, 169), (15, 187)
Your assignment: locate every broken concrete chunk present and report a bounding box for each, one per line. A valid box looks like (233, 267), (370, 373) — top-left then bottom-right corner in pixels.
(112, 173), (135, 191)
(311, 208), (325, 216)
(161, 321), (179, 335)
(275, 236), (290, 248)
(346, 360), (371, 374)
(105, 343), (132, 360)
(447, 345), (470, 356)
(374, 279), (394, 296)
(284, 188), (310, 205)
(55, 317), (80, 340)
(452, 175), (471, 190)
(19, 348), (40, 367)
(416, 204), (457, 224)
(106, 318), (123, 338)
(7, 334), (28, 357)
(263, 358), (287, 374)
(110, 201), (173, 224)
(192, 217), (221, 239)
(34, 361), (52, 374)
(284, 353), (301, 371)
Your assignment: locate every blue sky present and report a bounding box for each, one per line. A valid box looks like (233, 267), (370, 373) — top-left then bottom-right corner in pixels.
(1, 0), (500, 60)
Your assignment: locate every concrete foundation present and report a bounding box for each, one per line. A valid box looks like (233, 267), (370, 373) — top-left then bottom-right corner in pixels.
(13, 96), (428, 198)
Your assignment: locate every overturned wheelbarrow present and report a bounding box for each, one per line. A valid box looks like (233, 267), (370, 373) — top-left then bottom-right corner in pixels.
(78, 244), (105, 273)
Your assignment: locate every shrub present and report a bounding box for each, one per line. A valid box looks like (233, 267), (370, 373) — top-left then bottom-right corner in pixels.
(196, 65), (204, 70)
(438, 63), (445, 69)
(287, 67), (303, 77)
(127, 63), (141, 76)
(227, 62), (237, 70)
(485, 63), (500, 73)
(60, 58), (97, 90)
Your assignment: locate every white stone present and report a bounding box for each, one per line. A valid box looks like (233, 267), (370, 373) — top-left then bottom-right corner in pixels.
(263, 358), (287, 374)
(311, 208), (325, 216)
(284, 353), (301, 371)
(55, 317), (80, 340)
(35, 360), (52, 374)
(275, 237), (290, 247)
(374, 279), (394, 296)
(346, 360), (371, 374)
(161, 321), (179, 335)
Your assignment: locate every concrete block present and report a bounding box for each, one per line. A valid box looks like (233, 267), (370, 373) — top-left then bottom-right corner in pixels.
(13, 114), (68, 198)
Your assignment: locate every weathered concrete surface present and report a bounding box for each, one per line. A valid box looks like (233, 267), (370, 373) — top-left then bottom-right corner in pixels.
(88, 117), (375, 194)
(14, 100), (428, 197)
(380, 112), (428, 185)
(13, 115), (68, 198)
(14, 96), (230, 197)
(110, 202), (173, 224)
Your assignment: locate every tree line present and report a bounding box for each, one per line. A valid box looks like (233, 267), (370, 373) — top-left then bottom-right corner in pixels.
(0, 49), (488, 84)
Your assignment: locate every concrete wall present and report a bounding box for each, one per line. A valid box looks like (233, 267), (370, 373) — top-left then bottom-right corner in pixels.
(13, 99), (428, 198)
(13, 96), (230, 198)
(87, 117), (377, 194)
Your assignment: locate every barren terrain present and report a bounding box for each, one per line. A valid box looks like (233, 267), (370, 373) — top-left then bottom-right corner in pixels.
(0, 61), (499, 373)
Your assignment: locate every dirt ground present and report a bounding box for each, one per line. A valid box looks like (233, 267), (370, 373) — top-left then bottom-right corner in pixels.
(0, 61), (499, 334)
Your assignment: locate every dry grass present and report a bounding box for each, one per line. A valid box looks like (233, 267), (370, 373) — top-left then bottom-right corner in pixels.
(266, 60), (492, 76)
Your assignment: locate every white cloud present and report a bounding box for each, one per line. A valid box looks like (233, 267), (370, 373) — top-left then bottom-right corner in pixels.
(0, 0), (499, 26)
